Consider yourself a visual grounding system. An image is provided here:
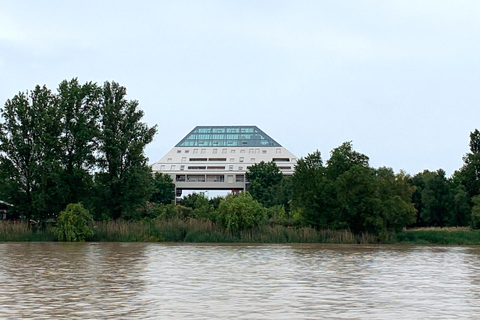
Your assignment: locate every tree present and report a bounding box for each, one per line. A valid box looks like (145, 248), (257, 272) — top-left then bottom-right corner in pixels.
(459, 129), (480, 198)
(471, 195), (480, 229)
(291, 150), (332, 228)
(56, 79), (101, 208)
(94, 81), (157, 220)
(292, 144), (416, 236)
(150, 173), (175, 205)
(326, 141), (369, 180)
(246, 161), (284, 207)
(216, 192), (265, 232)
(54, 203), (94, 241)
(420, 169), (454, 227)
(0, 85), (62, 220)
(375, 168), (416, 232)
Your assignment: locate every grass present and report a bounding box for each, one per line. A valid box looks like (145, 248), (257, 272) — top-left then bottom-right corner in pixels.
(0, 221), (55, 241)
(395, 227), (480, 245)
(3, 219), (480, 244)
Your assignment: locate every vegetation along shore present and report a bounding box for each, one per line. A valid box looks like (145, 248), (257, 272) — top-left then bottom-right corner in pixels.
(1, 79), (480, 244)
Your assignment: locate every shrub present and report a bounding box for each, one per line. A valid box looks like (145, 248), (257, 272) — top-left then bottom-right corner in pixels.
(54, 203), (94, 241)
(216, 192), (266, 232)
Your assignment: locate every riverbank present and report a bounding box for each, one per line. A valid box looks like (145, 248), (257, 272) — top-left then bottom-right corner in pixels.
(1, 220), (480, 245)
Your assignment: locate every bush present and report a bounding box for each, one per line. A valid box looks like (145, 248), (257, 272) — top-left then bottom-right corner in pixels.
(54, 203), (94, 241)
(216, 192), (266, 232)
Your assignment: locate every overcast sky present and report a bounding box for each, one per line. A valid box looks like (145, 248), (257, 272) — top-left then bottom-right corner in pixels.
(1, 1), (479, 176)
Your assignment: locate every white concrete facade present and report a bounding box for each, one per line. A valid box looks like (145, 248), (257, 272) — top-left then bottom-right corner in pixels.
(151, 126), (297, 192)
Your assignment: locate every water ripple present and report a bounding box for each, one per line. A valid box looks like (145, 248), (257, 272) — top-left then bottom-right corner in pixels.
(0, 243), (480, 319)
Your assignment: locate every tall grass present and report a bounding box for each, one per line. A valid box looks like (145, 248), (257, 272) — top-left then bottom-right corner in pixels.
(0, 221), (55, 241)
(0, 219), (382, 244)
(395, 227), (480, 245)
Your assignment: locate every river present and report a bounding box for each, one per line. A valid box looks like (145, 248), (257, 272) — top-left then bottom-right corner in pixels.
(0, 243), (479, 319)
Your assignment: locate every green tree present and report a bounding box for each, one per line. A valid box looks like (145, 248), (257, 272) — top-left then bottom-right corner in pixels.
(180, 192), (212, 219)
(470, 195), (480, 229)
(54, 203), (94, 241)
(57, 79), (101, 208)
(0, 85), (62, 220)
(246, 161), (284, 207)
(459, 129), (480, 198)
(326, 141), (369, 180)
(420, 169), (454, 227)
(375, 168), (416, 232)
(150, 173), (175, 205)
(216, 192), (265, 232)
(291, 150), (332, 228)
(94, 81), (157, 220)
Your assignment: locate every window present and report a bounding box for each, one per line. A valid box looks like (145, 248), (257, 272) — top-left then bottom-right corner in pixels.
(278, 166), (291, 170)
(238, 166), (243, 170)
(231, 150), (236, 153)
(255, 149), (260, 154)
(262, 150), (267, 154)
(190, 158), (207, 161)
(276, 148), (281, 154)
(193, 149), (198, 154)
(208, 158), (226, 161)
(177, 150), (181, 153)
(249, 149), (254, 154)
(273, 158), (289, 162)
(236, 175), (245, 182)
(181, 157), (186, 162)
(180, 165), (185, 171)
(167, 158), (172, 162)
(229, 165), (233, 171)
(201, 149), (206, 154)
(213, 149), (218, 154)
(230, 158), (234, 162)
(207, 166), (225, 170)
(170, 165), (176, 170)
(185, 150), (190, 153)
(188, 166), (206, 170)
(240, 150), (246, 154)
(160, 165), (165, 170)
(239, 157), (244, 162)
(250, 158), (255, 162)
(222, 149), (227, 154)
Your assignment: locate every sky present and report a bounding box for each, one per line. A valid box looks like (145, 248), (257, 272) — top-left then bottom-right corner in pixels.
(1, 0), (479, 176)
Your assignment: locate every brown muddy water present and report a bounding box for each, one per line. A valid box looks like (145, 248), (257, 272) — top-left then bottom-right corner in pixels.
(0, 243), (479, 319)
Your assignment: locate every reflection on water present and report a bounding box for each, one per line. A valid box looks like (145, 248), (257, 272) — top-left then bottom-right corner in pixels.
(0, 243), (480, 319)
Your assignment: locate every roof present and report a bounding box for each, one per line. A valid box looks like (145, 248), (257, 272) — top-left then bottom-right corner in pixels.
(175, 126), (282, 147)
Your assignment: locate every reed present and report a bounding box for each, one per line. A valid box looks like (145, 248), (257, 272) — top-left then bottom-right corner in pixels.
(0, 219), (383, 244)
(0, 221), (55, 241)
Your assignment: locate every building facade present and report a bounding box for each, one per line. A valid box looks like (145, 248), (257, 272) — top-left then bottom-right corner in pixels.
(151, 126), (297, 193)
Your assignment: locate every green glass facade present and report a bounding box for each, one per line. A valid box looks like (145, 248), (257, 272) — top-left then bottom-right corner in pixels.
(175, 126), (281, 147)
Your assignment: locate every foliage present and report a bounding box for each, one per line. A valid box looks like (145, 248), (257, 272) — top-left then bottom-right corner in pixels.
(246, 161), (285, 207)
(216, 192), (266, 232)
(458, 129), (480, 198)
(0, 85), (61, 220)
(0, 79), (156, 222)
(54, 203), (94, 241)
(292, 144), (416, 237)
(150, 173), (175, 205)
(471, 195), (480, 229)
(94, 81), (157, 220)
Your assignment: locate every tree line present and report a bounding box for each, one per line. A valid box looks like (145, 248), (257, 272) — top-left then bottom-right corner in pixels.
(2, 79), (480, 239)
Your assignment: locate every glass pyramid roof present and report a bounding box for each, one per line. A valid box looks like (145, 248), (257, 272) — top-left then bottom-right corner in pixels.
(175, 126), (281, 147)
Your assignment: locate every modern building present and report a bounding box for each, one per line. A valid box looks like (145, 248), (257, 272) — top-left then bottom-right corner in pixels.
(151, 126), (297, 195)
